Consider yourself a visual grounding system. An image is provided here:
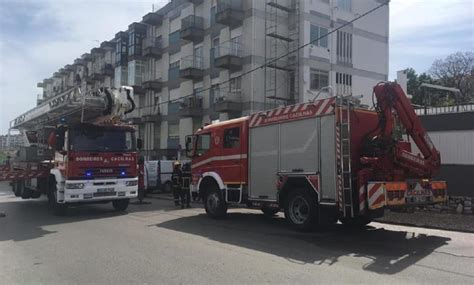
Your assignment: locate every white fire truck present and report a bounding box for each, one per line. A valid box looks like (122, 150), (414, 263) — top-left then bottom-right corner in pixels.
(1, 86), (141, 215)
(186, 82), (447, 231)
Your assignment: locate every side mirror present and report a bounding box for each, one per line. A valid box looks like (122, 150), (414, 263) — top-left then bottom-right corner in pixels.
(137, 138), (143, 150)
(185, 135), (194, 157)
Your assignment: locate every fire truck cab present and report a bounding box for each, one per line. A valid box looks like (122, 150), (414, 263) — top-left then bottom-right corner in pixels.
(2, 87), (141, 215)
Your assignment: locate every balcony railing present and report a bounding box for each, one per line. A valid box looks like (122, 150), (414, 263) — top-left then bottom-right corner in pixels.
(214, 90), (242, 112)
(179, 55), (204, 80)
(143, 37), (163, 58)
(180, 15), (204, 42)
(214, 40), (244, 70)
(216, 0), (244, 28)
(179, 95), (203, 117)
(126, 105), (161, 123)
(414, 104), (474, 116)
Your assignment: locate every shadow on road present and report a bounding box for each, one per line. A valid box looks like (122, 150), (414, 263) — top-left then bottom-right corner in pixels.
(156, 212), (451, 275)
(0, 194), (174, 242)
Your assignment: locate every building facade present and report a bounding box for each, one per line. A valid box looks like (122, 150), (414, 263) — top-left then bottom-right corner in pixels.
(37, 0), (389, 160)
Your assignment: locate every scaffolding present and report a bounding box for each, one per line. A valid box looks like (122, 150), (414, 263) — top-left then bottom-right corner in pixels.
(264, 0), (300, 109)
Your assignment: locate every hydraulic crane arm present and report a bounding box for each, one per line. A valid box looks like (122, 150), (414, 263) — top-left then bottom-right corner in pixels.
(373, 82), (440, 177)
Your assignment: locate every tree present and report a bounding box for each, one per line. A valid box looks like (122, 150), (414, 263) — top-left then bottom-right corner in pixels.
(404, 68), (440, 106)
(429, 52), (474, 103)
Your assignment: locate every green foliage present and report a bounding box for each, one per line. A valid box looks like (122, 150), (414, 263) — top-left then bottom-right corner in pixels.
(404, 51), (474, 107)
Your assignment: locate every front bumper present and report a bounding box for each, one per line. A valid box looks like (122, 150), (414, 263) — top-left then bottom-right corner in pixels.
(63, 177), (138, 203)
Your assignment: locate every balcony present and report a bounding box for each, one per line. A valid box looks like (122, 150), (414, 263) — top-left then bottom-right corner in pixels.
(132, 85), (145, 95)
(216, 0), (244, 28)
(142, 12), (163, 26)
(142, 79), (163, 92)
(179, 55), (204, 81)
(81, 53), (93, 62)
(179, 96), (203, 117)
(74, 58), (86, 66)
(100, 41), (115, 50)
(64, 65), (75, 72)
(91, 47), (105, 56)
(140, 105), (161, 123)
(214, 41), (244, 71)
(214, 90), (242, 112)
(180, 15), (204, 43)
(101, 64), (114, 77)
(59, 68), (68, 75)
(143, 37), (163, 59)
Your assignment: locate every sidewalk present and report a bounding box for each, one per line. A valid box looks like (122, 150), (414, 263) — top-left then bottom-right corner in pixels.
(376, 210), (474, 233)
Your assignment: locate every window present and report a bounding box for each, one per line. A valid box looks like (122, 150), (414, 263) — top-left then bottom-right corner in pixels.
(230, 77), (241, 91)
(210, 6), (216, 25)
(223, 127), (240, 149)
(167, 123), (179, 149)
(169, 30), (180, 45)
(210, 37), (220, 78)
(310, 25), (328, 48)
(196, 133), (211, 156)
(336, 72), (352, 96)
(128, 60), (144, 86)
(168, 101), (180, 114)
(338, 0), (352, 12)
(310, 69), (329, 90)
(337, 31), (352, 64)
(168, 60), (180, 80)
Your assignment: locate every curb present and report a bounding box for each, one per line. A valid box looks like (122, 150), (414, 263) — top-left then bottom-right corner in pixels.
(145, 194), (175, 201)
(376, 220), (474, 234)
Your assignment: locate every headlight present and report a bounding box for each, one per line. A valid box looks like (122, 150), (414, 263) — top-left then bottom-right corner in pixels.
(126, 180), (138, 186)
(66, 183), (85, 189)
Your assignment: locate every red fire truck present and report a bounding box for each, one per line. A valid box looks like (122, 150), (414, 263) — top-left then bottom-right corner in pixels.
(1, 87), (141, 215)
(185, 82), (447, 231)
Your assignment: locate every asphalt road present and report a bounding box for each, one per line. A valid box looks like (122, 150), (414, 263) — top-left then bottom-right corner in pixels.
(0, 182), (473, 284)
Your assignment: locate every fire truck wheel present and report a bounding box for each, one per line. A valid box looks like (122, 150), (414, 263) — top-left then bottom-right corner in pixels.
(204, 186), (228, 219)
(112, 199), (130, 211)
(30, 191), (42, 199)
(284, 188), (319, 232)
(12, 181), (21, 197)
(48, 183), (68, 216)
(261, 207), (279, 216)
(18, 181), (32, 199)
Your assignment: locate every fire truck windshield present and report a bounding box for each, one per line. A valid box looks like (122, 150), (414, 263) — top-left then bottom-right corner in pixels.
(69, 128), (135, 152)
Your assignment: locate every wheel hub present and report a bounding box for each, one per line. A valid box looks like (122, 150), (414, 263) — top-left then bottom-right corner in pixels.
(207, 193), (219, 212)
(289, 196), (310, 224)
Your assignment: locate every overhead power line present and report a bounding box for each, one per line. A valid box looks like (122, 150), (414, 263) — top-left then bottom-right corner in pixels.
(131, 0), (391, 112)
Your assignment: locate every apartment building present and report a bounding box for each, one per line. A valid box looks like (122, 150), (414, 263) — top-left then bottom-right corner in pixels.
(36, 0), (389, 160)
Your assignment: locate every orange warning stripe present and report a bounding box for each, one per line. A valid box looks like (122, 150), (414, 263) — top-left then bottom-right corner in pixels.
(385, 182), (408, 191)
(431, 181), (447, 190)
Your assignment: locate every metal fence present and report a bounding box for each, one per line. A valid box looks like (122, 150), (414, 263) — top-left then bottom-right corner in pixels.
(415, 104), (474, 116)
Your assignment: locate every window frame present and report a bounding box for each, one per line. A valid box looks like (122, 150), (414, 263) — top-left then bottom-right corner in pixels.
(223, 127), (240, 149)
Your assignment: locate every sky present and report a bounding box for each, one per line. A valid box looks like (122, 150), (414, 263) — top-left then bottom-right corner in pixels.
(0, 0), (473, 134)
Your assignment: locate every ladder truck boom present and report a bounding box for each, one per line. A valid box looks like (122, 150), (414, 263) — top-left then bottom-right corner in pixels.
(372, 82), (440, 177)
(2, 86), (141, 215)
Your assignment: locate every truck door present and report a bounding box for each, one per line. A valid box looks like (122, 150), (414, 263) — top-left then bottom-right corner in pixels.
(218, 126), (243, 185)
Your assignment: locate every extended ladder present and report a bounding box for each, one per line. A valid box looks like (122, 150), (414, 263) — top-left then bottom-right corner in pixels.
(338, 97), (354, 217)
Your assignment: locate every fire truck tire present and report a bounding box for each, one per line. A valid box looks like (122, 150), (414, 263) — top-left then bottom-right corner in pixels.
(112, 199), (130, 211)
(339, 216), (372, 228)
(284, 188), (319, 232)
(48, 182), (67, 216)
(204, 185), (228, 219)
(12, 181), (21, 197)
(18, 181), (32, 199)
(30, 191), (42, 199)
(261, 207), (279, 216)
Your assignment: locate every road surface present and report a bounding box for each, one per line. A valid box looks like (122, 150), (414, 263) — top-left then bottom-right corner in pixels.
(0, 182), (473, 284)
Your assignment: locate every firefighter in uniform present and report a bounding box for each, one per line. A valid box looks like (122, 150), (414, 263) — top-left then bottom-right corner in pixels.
(181, 162), (192, 208)
(171, 161), (182, 206)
